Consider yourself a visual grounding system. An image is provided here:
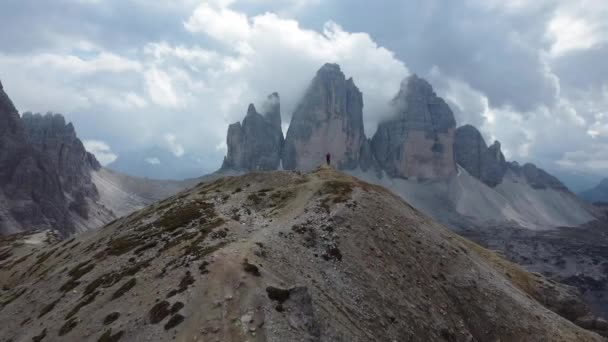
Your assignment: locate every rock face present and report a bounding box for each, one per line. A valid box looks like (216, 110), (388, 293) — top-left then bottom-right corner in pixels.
(0, 80), (108, 236)
(221, 93), (284, 171)
(454, 125), (568, 191)
(454, 125), (507, 187)
(22, 112), (101, 218)
(283, 64), (367, 171)
(509, 162), (569, 191)
(371, 75), (457, 179)
(0, 81), (75, 236)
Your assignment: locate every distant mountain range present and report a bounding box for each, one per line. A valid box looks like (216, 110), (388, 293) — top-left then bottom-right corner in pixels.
(580, 178), (608, 204)
(219, 63), (596, 230)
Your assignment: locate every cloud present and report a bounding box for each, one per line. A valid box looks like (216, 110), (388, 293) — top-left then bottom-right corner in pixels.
(83, 140), (118, 165)
(1, 0), (608, 179)
(145, 157), (161, 165)
(164, 133), (185, 157)
(184, 3), (251, 43)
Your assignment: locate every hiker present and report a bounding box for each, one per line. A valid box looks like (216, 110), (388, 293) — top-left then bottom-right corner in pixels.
(326, 153), (331, 166)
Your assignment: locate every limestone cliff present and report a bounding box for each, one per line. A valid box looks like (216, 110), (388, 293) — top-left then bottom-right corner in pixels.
(371, 75), (457, 179)
(221, 93), (284, 171)
(0, 81), (74, 235)
(282, 64), (367, 171)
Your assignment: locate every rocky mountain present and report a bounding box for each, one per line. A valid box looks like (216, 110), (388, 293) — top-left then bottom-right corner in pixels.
(0, 81), (78, 236)
(221, 93), (284, 171)
(454, 124), (568, 191)
(282, 64), (371, 171)
(371, 75), (457, 179)
(0, 80), (195, 237)
(454, 124), (507, 187)
(1, 167), (606, 341)
(21, 112), (102, 221)
(580, 179), (608, 204)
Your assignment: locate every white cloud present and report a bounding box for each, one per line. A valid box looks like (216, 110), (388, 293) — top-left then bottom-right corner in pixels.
(164, 133), (185, 157)
(145, 157), (161, 165)
(30, 52), (142, 74)
(546, 1), (608, 57)
(83, 140), (118, 165)
(144, 68), (181, 108)
(184, 3), (251, 43)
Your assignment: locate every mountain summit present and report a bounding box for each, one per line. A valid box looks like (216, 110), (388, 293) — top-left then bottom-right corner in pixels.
(282, 63), (371, 171)
(371, 75), (457, 179)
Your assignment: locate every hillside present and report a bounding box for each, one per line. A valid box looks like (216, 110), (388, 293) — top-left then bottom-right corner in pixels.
(1, 167), (605, 341)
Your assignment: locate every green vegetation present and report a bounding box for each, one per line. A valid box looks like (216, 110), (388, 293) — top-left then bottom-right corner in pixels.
(98, 329), (125, 342)
(32, 328), (47, 342)
(60, 260), (95, 292)
(149, 301), (171, 324)
(247, 193), (262, 205)
(164, 314), (185, 330)
(84, 259), (151, 296)
(319, 180), (353, 213)
(66, 290), (99, 319)
(133, 241), (158, 255)
(38, 298), (61, 318)
(111, 278), (137, 300)
(243, 259), (261, 276)
(170, 302), (184, 315)
(107, 236), (141, 256)
(58, 317), (78, 336)
(103, 312), (121, 325)
(0, 288), (26, 309)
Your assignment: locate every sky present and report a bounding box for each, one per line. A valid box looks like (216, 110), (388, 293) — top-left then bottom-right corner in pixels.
(0, 0), (607, 187)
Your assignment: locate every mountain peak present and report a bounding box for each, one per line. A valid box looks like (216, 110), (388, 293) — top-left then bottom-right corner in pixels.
(317, 62), (342, 75)
(283, 63), (367, 171)
(371, 74), (457, 179)
(246, 103), (258, 117)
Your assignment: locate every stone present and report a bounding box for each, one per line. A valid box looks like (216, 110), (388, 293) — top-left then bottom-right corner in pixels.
(221, 93), (284, 171)
(283, 63), (367, 171)
(371, 75), (457, 179)
(454, 124), (507, 187)
(0, 79), (102, 236)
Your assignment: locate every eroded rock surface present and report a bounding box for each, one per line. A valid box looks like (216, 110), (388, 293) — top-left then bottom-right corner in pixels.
(222, 93), (284, 171)
(0, 81), (75, 236)
(283, 64), (368, 171)
(371, 75), (457, 179)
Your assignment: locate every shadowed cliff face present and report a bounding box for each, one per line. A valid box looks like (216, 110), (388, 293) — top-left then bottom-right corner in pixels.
(282, 64), (370, 171)
(0, 81), (104, 236)
(454, 124), (568, 191)
(222, 93), (284, 171)
(371, 75), (457, 180)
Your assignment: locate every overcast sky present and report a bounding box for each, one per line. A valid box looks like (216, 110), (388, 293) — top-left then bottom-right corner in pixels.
(1, 0), (607, 182)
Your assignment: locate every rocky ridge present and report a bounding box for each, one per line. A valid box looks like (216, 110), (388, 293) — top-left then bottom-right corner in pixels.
(0, 81), (77, 236)
(222, 93), (284, 171)
(580, 179), (608, 204)
(371, 74), (457, 179)
(0, 167), (605, 341)
(454, 124), (568, 190)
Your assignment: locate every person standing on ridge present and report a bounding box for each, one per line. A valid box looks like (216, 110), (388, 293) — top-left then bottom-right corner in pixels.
(326, 153), (331, 166)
